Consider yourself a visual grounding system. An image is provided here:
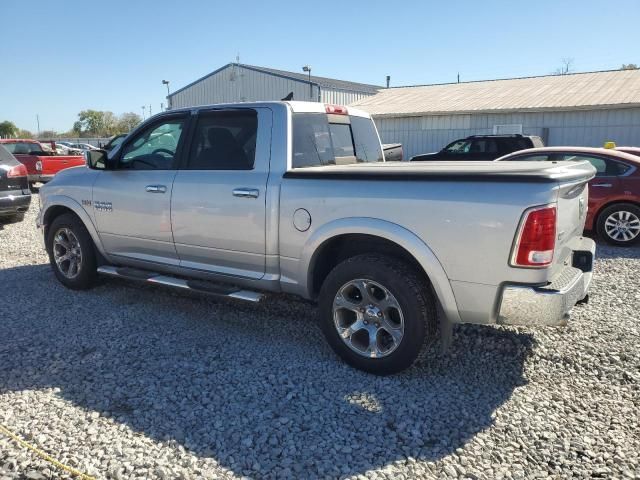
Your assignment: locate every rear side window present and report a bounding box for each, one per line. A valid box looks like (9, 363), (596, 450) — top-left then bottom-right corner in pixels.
(292, 113), (383, 168)
(500, 137), (531, 152)
(187, 110), (257, 170)
(561, 155), (632, 177)
(470, 139), (498, 153)
(351, 116), (384, 163)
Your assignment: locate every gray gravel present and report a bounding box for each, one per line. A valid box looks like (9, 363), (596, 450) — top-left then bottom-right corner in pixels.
(0, 207), (639, 479)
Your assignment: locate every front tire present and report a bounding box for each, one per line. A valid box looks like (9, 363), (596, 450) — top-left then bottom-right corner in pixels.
(47, 213), (97, 289)
(318, 254), (437, 375)
(597, 203), (640, 246)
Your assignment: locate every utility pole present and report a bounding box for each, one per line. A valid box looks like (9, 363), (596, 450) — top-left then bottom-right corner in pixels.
(36, 114), (40, 136)
(457, 73), (460, 83)
(149, 105), (152, 117)
(161, 102), (164, 111)
(141, 106), (146, 121)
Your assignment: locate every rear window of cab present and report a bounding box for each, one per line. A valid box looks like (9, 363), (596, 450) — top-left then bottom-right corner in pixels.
(1, 141), (40, 155)
(292, 113), (383, 168)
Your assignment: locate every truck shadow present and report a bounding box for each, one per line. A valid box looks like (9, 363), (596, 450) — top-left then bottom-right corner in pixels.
(0, 264), (534, 479)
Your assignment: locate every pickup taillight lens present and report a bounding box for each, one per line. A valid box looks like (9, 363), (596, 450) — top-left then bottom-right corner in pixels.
(7, 164), (27, 178)
(511, 204), (557, 268)
(35, 160), (42, 172)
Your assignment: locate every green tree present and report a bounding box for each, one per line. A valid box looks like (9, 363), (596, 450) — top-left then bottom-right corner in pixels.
(75, 110), (117, 136)
(38, 130), (58, 139)
(0, 120), (18, 138)
(621, 63), (638, 70)
(17, 129), (33, 139)
(116, 112), (142, 133)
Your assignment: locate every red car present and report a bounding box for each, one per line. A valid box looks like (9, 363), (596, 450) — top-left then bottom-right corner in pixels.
(0, 139), (85, 189)
(497, 147), (640, 246)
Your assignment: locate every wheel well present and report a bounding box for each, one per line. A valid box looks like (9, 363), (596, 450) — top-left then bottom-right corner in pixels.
(43, 205), (76, 241)
(593, 200), (640, 228)
(309, 234), (430, 298)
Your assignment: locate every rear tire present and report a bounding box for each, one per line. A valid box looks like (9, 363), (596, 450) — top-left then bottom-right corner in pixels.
(596, 203), (640, 246)
(47, 213), (97, 290)
(318, 254), (437, 375)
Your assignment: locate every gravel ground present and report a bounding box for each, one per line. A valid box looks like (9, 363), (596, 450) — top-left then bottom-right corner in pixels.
(0, 207), (638, 480)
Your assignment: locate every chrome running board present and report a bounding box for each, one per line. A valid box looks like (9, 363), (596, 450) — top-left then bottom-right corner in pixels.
(97, 265), (264, 303)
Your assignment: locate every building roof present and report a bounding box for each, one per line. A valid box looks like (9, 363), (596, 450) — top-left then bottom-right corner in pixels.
(170, 63), (381, 97)
(351, 69), (640, 117)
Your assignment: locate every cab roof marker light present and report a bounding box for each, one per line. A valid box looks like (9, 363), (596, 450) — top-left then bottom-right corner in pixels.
(325, 104), (348, 115)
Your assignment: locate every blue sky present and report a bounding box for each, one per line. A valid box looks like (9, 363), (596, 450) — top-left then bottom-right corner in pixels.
(1, 0), (639, 132)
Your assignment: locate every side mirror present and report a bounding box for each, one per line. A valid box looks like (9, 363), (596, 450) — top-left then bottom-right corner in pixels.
(85, 149), (108, 170)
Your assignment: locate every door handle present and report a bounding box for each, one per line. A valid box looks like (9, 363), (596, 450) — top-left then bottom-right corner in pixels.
(592, 183), (612, 188)
(145, 185), (167, 193)
(233, 188), (259, 198)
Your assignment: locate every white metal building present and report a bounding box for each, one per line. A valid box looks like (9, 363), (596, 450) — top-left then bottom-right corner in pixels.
(351, 69), (640, 159)
(168, 63), (380, 109)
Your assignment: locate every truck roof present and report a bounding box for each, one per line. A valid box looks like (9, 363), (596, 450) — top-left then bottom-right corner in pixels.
(163, 101), (372, 119)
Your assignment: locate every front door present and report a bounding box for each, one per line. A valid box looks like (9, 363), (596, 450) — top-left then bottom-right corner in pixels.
(93, 114), (189, 265)
(171, 107), (272, 279)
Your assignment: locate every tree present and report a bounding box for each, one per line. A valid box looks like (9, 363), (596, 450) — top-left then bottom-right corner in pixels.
(116, 112), (142, 133)
(0, 120), (18, 138)
(74, 110), (117, 136)
(38, 130), (58, 139)
(553, 57), (574, 75)
(621, 63), (638, 70)
(17, 129), (33, 139)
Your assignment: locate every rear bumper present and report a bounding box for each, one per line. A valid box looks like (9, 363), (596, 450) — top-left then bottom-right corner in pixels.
(0, 192), (32, 216)
(497, 237), (595, 326)
(28, 174), (54, 183)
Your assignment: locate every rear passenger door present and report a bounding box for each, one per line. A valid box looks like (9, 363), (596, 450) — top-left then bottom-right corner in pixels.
(171, 107), (272, 279)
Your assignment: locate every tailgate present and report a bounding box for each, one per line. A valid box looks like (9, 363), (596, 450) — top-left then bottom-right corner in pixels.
(551, 161), (595, 276)
(14, 154), (39, 174)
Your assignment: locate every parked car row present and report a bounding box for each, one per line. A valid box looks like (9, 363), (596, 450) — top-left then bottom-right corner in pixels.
(0, 139), (86, 190)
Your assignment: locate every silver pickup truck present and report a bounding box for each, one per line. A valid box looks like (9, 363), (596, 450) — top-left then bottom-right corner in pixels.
(37, 101), (596, 375)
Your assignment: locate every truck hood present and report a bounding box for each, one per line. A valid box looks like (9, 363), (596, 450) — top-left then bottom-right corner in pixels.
(285, 160), (597, 184)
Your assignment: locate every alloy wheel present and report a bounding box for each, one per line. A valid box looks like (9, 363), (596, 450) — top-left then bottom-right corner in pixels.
(332, 279), (405, 358)
(52, 227), (83, 279)
(604, 210), (640, 242)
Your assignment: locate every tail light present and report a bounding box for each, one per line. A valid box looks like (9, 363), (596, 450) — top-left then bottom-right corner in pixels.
(35, 160), (42, 172)
(511, 204), (557, 268)
(325, 104), (348, 115)
(7, 164), (27, 178)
